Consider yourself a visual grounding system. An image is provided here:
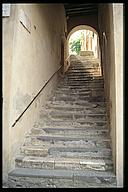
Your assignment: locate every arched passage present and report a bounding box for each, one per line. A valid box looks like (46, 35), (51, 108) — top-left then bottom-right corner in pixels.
(67, 25), (101, 59)
(64, 25), (102, 74)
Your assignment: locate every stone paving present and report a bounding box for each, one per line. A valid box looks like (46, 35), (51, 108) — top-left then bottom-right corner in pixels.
(7, 53), (116, 188)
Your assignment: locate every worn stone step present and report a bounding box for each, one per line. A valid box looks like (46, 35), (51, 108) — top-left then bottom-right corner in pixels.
(21, 146), (48, 157)
(49, 96), (105, 103)
(64, 80), (104, 84)
(40, 118), (107, 125)
(67, 72), (101, 76)
(52, 92), (105, 98)
(48, 147), (112, 159)
(27, 130), (109, 140)
(48, 99), (106, 104)
(61, 78), (104, 82)
(41, 109), (106, 116)
(39, 119), (107, 128)
(58, 83), (104, 88)
(57, 85), (104, 90)
(57, 84), (104, 88)
(47, 100), (106, 106)
(54, 87), (104, 92)
(29, 128), (109, 138)
(56, 87), (104, 92)
(67, 74), (101, 78)
(58, 86), (104, 90)
(63, 78), (104, 82)
(46, 113), (106, 120)
(25, 136), (111, 149)
(40, 113), (107, 123)
(61, 81), (104, 84)
(20, 145), (112, 159)
(44, 104), (106, 114)
(35, 135), (110, 143)
(69, 65), (100, 69)
(66, 74), (103, 79)
(66, 72), (101, 76)
(51, 95), (92, 101)
(66, 75), (102, 78)
(8, 168), (116, 188)
(15, 155), (113, 171)
(41, 127), (108, 134)
(68, 68), (100, 71)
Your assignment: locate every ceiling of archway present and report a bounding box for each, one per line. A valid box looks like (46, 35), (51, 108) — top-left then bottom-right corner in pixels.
(64, 4), (98, 17)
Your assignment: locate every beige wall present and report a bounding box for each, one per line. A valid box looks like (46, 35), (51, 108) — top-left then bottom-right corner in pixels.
(98, 3), (123, 187)
(113, 4), (123, 187)
(2, 5), (17, 182)
(2, 4), (66, 182)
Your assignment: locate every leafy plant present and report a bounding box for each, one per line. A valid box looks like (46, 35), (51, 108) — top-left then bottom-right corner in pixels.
(70, 38), (81, 55)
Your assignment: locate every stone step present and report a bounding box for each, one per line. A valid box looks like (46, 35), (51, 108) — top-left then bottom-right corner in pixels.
(69, 64), (100, 69)
(62, 77), (104, 81)
(39, 127), (109, 134)
(66, 72), (101, 75)
(64, 79), (104, 83)
(47, 99), (106, 106)
(69, 64), (100, 67)
(66, 75), (103, 79)
(66, 72), (102, 76)
(67, 72), (101, 76)
(68, 67), (100, 71)
(56, 87), (104, 92)
(51, 94), (105, 99)
(29, 128), (109, 138)
(59, 83), (104, 89)
(41, 108), (106, 116)
(26, 130), (109, 140)
(57, 85), (104, 90)
(49, 96), (105, 103)
(15, 155), (113, 171)
(8, 168), (116, 188)
(20, 145), (112, 159)
(35, 135), (110, 143)
(58, 82), (104, 86)
(39, 119), (107, 128)
(63, 80), (103, 83)
(21, 146), (48, 157)
(41, 113), (107, 121)
(40, 117), (107, 124)
(58, 82), (104, 87)
(25, 136), (111, 149)
(59, 77), (103, 81)
(44, 103), (106, 113)
(53, 92), (105, 98)
(48, 147), (112, 159)
(67, 74), (101, 78)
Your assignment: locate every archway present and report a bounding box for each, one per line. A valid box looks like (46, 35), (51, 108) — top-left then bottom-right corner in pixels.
(67, 25), (101, 60)
(64, 25), (102, 75)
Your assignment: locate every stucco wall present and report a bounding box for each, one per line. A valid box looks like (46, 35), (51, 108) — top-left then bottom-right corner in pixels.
(2, 5), (17, 182)
(3, 3), (66, 182)
(98, 3), (123, 187)
(113, 4), (123, 187)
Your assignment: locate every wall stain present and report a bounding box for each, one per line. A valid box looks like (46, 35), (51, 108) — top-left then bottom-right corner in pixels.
(13, 88), (32, 114)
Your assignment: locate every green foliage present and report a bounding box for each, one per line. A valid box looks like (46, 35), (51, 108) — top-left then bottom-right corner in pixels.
(70, 38), (81, 55)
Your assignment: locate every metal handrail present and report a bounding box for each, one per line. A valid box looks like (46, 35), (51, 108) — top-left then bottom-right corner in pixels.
(12, 65), (63, 127)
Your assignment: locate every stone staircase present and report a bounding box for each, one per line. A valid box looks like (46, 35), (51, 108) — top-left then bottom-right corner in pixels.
(8, 53), (116, 188)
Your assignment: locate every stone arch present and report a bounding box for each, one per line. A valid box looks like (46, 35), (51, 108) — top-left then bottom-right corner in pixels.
(67, 25), (99, 42)
(67, 25), (101, 60)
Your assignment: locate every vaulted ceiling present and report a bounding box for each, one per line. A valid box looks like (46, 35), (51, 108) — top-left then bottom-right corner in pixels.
(64, 4), (98, 17)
